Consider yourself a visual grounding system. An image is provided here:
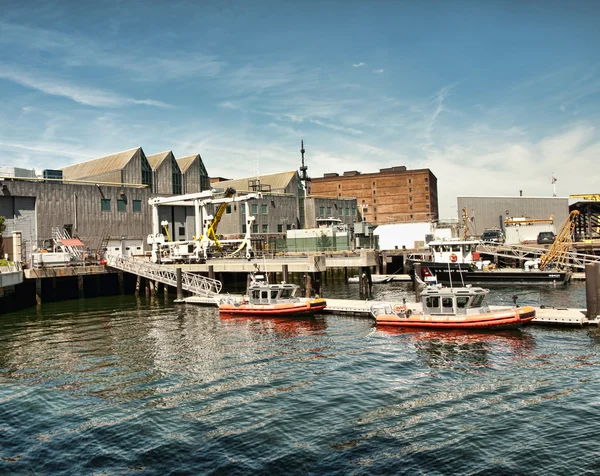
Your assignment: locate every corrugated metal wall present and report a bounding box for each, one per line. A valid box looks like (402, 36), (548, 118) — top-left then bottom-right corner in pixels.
(457, 197), (569, 236)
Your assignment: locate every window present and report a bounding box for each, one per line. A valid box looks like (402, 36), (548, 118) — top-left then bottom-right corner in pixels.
(425, 186), (429, 191)
(172, 160), (182, 195)
(262, 224), (268, 233)
(408, 178), (412, 184)
(251, 204), (258, 214)
(345, 208), (349, 216)
(261, 204), (268, 215)
(277, 224), (283, 233)
(286, 224), (291, 230)
(426, 195), (430, 200)
(242, 224), (247, 233)
(409, 196), (413, 201)
(252, 224), (258, 233)
(425, 177), (429, 182)
(338, 184), (341, 189)
(426, 204), (430, 209)
(117, 199), (126, 212)
(179, 227), (185, 236)
(133, 200), (142, 212)
(374, 207), (377, 212)
(373, 199), (376, 204)
(226, 205), (231, 214)
(373, 190), (376, 195)
(319, 206), (325, 216)
(327, 207), (332, 215)
(410, 205), (413, 210)
(141, 157), (153, 192)
(101, 199), (111, 212)
(409, 188), (412, 192)
(352, 207), (356, 216)
(372, 181), (375, 186)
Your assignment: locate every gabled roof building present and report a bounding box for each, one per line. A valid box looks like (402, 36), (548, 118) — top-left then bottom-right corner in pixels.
(146, 151), (182, 195)
(177, 154), (210, 194)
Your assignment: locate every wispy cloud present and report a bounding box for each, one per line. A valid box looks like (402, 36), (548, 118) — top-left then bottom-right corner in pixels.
(352, 62), (366, 68)
(0, 65), (172, 108)
(0, 21), (224, 81)
(373, 69), (384, 74)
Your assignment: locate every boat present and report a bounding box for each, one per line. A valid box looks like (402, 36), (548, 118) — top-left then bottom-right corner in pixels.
(218, 274), (327, 317)
(409, 238), (572, 286)
(370, 283), (536, 330)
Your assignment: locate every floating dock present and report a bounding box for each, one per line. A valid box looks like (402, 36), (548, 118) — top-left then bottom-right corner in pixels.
(182, 295), (597, 327)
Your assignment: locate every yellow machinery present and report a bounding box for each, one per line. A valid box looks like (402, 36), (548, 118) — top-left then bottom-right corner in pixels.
(569, 194), (600, 201)
(539, 210), (580, 271)
(205, 187), (236, 251)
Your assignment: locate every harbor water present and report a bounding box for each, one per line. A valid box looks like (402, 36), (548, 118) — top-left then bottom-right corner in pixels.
(1, 281), (600, 474)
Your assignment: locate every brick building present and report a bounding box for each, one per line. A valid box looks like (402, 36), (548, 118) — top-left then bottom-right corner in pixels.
(310, 166), (438, 225)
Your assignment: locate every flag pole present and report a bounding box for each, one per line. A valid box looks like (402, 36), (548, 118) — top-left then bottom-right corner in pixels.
(552, 174), (557, 197)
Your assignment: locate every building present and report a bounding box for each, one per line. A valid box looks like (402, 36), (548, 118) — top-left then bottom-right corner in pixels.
(177, 154), (210, 194)
(457, 196), (569, 237)
(146, 151), (183, 195)
(310, 166), (438, 225)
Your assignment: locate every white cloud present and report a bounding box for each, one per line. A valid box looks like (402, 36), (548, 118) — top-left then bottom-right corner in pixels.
(372, 69), (384, 74)
(352, 62), (366, 68)
(0, 65), (172, 108)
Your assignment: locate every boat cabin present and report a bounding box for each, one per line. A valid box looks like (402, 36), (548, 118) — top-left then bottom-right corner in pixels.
(421, 286), (490, 316)
(248, 277), (300, 305)
(426, 239), (481, 265)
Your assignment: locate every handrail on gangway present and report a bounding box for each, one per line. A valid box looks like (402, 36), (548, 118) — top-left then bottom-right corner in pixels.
(106, 255), (222, 297)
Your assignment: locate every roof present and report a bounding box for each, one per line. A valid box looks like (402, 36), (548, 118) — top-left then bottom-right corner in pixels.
(146, 151), (172, 170)
(62, 147), (141, 180)
(59, 238), (84, 247)
(176, 154), (199, 173)
(213, 171), (298, 193)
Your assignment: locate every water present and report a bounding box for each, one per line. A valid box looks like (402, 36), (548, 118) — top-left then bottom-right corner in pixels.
(2, 282), (600, 474)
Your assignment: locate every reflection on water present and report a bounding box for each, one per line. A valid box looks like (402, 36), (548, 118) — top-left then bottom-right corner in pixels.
(0, 289), (600, 474)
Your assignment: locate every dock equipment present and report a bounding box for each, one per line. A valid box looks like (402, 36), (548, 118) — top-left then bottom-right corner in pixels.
(107, 255), (222, 297)
(540, 210), (579, 271)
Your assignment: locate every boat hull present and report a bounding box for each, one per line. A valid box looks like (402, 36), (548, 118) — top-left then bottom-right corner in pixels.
(376, 306), (536, 330)
(418, 263), (571, 286)
(219, 298), (327, 317)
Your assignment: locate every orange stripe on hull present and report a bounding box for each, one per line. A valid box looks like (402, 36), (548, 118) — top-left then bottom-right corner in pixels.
(376, 306), (535, 330)
(219, 299), (327, 317)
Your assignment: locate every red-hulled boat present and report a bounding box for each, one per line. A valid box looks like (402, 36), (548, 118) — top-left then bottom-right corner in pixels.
(371, 284), (535, 330)
(218, 275), (326, 317)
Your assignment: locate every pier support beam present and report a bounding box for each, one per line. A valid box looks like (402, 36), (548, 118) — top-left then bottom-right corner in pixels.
(135, 276), (141, 297)
(282, 265), (289, 283)
(359, 266), (372, 299)
(304, 274), (312, 297)
(585, 263), (599, 319)
(118, 271), (124, 295)
(78, 275), (84, 299)
(176, 267), (183, 301)
(208, 265), (215, 281)
(36, 278), (42, 305)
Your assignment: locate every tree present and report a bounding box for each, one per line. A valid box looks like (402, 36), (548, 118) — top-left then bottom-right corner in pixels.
(316, 231), (333, 252)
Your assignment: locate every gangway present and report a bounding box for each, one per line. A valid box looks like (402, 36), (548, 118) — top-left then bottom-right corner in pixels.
(107, 255), (222, 297)
(477, 242), (600, 271)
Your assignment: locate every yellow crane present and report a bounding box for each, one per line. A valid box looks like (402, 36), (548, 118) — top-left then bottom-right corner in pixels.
(569, 194), (600, 201)
(206, 187), (236, 251)
(539, 210), (580, 271)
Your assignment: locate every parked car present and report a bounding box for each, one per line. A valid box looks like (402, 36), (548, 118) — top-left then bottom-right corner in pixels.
(537, 231), (556, 245)
(481, 229), (505, 244)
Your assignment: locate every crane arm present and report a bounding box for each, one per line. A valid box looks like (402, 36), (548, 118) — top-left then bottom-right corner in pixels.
(539, 210), (580, 271)
(569, 194), (600, 201)
(206, 187), (236, 250)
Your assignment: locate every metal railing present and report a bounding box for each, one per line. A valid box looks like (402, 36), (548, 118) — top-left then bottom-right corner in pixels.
(107, 255), (222, 297)
(477, 242), (600, 271)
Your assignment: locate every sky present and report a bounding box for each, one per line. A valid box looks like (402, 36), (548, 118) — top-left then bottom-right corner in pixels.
(1, 0), (599, 219)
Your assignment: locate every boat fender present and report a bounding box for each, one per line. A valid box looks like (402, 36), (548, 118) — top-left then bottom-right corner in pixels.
(450, 254), (458, 263)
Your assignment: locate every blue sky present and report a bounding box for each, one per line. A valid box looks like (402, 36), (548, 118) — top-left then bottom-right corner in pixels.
(1, 0), (599, 218)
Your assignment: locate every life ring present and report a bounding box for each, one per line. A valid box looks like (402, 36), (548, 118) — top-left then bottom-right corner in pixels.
(394, 304), (407, 315)
(450, 254), (458, 263)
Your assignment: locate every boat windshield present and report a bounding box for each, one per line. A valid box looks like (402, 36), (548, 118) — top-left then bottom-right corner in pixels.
(472, 294), (486, 307)
(280, 288), (296, 299)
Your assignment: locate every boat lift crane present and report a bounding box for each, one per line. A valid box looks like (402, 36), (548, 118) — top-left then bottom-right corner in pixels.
(147, 188), (260, 263)
(539, 210), (580, 271)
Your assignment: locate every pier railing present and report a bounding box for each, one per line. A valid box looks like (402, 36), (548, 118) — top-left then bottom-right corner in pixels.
(107, 255), (222, 297)
(478, 243), (600, 271)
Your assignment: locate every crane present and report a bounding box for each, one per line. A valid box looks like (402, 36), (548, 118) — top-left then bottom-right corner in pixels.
(539, 210), (580, 271)
(569, 194), (600, 201)
(205, 187), (236, 250)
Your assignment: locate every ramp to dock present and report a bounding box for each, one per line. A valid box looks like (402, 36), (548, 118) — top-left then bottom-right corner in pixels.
(107, 255), (222, 297)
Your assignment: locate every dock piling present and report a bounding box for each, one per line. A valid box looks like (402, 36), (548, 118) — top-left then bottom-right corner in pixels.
(585, 263), (599, 319)
(176, 267), (183, 301)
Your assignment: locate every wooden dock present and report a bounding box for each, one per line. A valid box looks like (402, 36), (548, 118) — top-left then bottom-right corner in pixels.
(181, 295), (598, 327)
